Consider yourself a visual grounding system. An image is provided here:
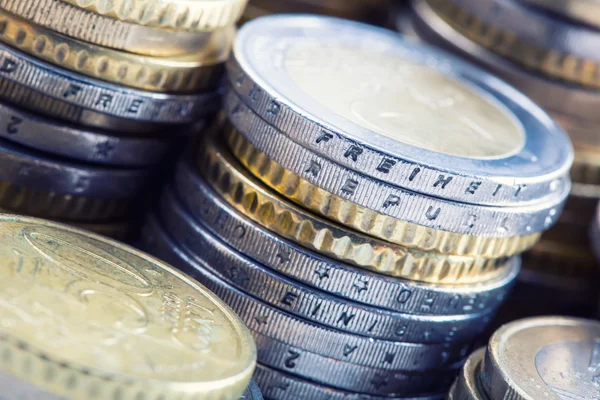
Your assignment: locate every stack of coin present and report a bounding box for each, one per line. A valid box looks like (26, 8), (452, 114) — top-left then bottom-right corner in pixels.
(242, 0), (394, 25)
(449, 316), (600, 399)
(411, 0), (600, 319)
(0, 0), (246, 240)
(0, 215), (260, 399)
(141, 15), (572, 399)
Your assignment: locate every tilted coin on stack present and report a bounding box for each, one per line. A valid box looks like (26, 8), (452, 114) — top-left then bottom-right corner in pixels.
(448, 317), (600, 399)
(0, 0), (246, 240)
(0, 215), (258, 399)
(411, 0), (600, 322)
(139, 14), (573, 399)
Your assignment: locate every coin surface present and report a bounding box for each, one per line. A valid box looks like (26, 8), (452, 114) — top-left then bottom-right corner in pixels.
(482, 317), (600, 400)
(241, 379), (263, 399)
(0, 215), (256, 399)
(228, 15), (572, 207)
(448, 347), (486, 400)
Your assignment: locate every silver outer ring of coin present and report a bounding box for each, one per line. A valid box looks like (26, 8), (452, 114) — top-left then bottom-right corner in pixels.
(241, 379), (263, 400)
(447, 347), (486, 400)
(0, 100), (170, 166)
(254, 364), (444, 400)
(174, 158), (520, 317)
(159, 188), (496, 344)
(449, 0), (600, 62)
(410, 0), (600, 123)
(520, 0), (600, 29)
(144, 214), (473, 373)
(227, 15), (573, 207)
(0, 42), (219, 128)
(225, 96), (570, 237)
(0, 0), (220, 57)
(482, 316), (600, 400)
(141, 218), (461, 397)
(0, 137), (150, 198)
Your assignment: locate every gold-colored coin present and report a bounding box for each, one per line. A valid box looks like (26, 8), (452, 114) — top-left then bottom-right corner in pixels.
(198, 129), (510, 284)
(63, 0), (248, 31)
(0, 215), (256, 399)
(224, 125), (540, 259)
(0, 8), (232, 92)
(427, 0), (600, 90)
(0, 0), (222, 56)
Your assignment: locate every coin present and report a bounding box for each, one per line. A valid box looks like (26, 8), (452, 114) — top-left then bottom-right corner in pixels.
(242, 379), (263, 400)
(482, 317), (600, 400)
(521, 0), (600, 29)
(447, 347), (486, 400)
(227, 15), (572, 207)
(0, 215), (256, 399)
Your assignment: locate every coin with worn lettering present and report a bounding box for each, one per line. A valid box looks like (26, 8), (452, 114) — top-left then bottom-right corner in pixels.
(0, 216), (256, 399)
(227, 15), (572, 207)
(481, 317), (600, 400)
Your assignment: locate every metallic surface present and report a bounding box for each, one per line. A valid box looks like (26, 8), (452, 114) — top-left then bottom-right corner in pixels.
(225, 108), (567, 238)
(447, 348), (486, 400)
(242, 380), (263, 400)
(521, 0), (600, 29)
(0, 0), (223, 56)
(428, 0), (600, 88)
(253, 364), (444, 400)
(197, 132), (512, 284)
(0, 215), (256, 399)
(159, 189), (497, 343)
(0, 41), (219, 128)
(142, 218), (463, 397)
(0, 8), (232, 92)
(482, 317), (600, 400)
(411, 0), (600, 123)
(228, 15), (573, 207)
(0, 100), (170, 166)
(62, 0), (248, 31)
(174, 159), (520, 316)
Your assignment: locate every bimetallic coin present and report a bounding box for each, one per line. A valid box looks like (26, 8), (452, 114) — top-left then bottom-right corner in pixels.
(482, 317), (600, 400)
(0, 8), (231, 92)
(411, 0), (600, 123)
(196, 131), (513, 284)
(241, 380), (263, 400)
(225, 101), (568, 237)
(0, 101), (170, 166)
(159, 189), (496, 344)
(173, 159), (520, 317)
(62, 0), (248, 31)
(521, 0), (600, 29)
(0, 216), (256, 399)
(447, 348), (486, 400)
(429, 0), (600, 88)
(0, 0), (224, 57)
(228, 15), (573, 207)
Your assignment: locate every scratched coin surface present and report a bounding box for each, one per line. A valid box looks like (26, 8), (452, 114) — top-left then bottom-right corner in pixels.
(482, 317), (600, 400)
(0, 216), (256, 399)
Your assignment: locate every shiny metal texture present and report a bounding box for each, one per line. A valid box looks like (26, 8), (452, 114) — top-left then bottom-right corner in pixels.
(482, 317), (600, 400)
(173, 158), (520, 316)
(242, 380), (263, 400)
(0, 101), (170, 166)
(227, 15), (573, 208)
(447, 348), (486, 400)
(158, 188), (498, 343)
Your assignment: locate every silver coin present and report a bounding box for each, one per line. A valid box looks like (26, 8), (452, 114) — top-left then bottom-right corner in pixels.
(254, 364), (444, 400)
(242, 379), (263, 400)
(447, 347), (486, 400)
(411, 0), (600, 123)
(0, 137), (150, 198)
(174, 157), (520, 317)
(0, 100), (171, 166)
(0, 42), (219, 130)
(482, 316), (600, 400)
(159, 188), (496, 343)
(520, 0), (600, 29)
(140, 216), (461, 396)
(451, 0), (600, 62)
(224, 94), (569, 237)
(227, 15), (572, 207)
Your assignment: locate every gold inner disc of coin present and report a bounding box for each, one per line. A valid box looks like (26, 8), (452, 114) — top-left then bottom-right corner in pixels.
(0, 217), (255, 396)
(284, 43), (525, 159)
